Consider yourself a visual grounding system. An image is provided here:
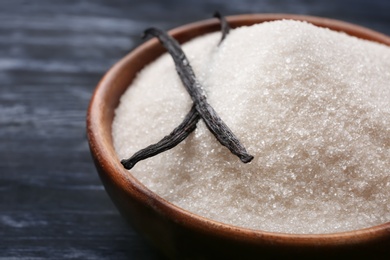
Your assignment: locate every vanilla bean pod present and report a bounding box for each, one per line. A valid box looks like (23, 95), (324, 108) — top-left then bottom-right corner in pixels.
(143, 28), (253, 163)
(121, 105), (199, 169)
(214, 11), (230, 44)
(121, 14), (252, 170)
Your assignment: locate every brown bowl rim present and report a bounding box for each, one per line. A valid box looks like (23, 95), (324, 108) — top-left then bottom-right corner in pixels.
(87, 13), (390, 247)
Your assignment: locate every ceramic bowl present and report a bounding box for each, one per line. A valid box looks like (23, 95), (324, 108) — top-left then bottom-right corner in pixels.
(87, 14), (390, 259)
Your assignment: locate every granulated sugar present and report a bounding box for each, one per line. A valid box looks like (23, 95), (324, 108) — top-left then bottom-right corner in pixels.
(112, 20), (390, 234)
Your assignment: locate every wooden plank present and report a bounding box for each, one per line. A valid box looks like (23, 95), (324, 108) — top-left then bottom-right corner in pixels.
(1, 0), (389, 259)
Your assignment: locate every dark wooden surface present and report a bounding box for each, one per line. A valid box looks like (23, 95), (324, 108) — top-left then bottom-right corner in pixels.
(1, 0), (389, 259)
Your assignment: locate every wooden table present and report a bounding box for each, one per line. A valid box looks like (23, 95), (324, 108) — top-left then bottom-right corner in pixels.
(1, 0), (389, 259)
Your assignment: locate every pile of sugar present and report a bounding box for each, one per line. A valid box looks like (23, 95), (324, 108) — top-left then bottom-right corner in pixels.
(112, 20), (390, 234)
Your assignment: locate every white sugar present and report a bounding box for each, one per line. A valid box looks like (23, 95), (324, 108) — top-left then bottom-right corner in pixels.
(112, 20), (390, 234)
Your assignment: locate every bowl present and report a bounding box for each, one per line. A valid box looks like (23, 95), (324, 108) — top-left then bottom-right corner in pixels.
(87, 14), (390, 259)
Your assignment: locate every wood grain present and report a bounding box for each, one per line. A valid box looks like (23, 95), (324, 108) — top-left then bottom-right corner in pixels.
(1, 0), (389, 259)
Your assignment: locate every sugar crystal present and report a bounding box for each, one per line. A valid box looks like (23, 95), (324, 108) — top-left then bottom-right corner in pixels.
(112, 20), (390, 234)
